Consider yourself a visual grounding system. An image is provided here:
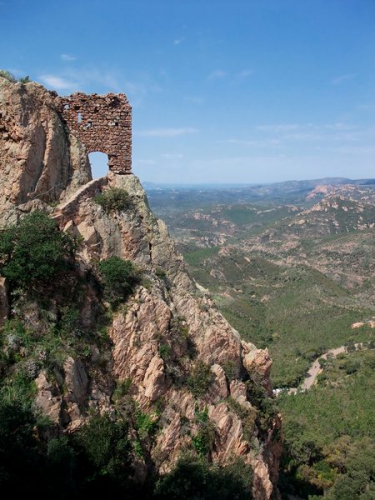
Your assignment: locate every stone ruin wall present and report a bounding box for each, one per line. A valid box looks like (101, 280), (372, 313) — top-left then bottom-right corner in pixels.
(57, 92), (132, 174)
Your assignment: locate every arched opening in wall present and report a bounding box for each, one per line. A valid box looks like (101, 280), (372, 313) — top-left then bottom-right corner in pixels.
(89, 152), (109, 179)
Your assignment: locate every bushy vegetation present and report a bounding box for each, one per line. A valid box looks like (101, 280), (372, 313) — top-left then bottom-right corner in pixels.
(94, 188), (132, 213)
(147, 184), (375, 498)
(98, 256), (141, 307)
(0, 194), (258, 497)
(227, 397), (257, 442)
(182, 244), (375, 387)
(191, 406), (216, 458)
(0, 69), (30, 83)
(278, 348), (375, 498)
(0, 210), (76, 292)
(187, 360), (214, 398)
(0, 211), (131, 416)
(73, 413), (134, 494)
(183, 246), (220, 269)
(0, 398), (49, 494)
(154, 455), (253, 499)
(155, 316), (196, 387)
(0, 395), (253, 499)
(0, 399), (138, 497)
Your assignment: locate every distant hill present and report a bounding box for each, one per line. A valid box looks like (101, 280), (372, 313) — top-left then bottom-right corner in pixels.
(146, 177), (375, 498)
(145, 177), (375, 215)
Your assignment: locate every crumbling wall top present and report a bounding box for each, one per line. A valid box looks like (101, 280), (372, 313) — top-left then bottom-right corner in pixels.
(57, 92), (132, 175)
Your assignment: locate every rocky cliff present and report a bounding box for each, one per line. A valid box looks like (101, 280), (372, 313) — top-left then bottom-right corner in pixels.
(0, 76), (282, 499)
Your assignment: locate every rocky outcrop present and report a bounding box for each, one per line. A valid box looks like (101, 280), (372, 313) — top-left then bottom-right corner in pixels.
(242, 341), (273, 395)
(0, 76), (91, 224)
(0, 78), (282, 500)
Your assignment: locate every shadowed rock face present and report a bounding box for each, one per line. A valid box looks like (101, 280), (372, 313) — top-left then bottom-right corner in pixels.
(0, 77), (92, 221)
(0, 78), (282, 500)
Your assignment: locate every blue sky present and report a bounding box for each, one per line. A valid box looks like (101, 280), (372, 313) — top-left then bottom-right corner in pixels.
(1, 0), (374, 185)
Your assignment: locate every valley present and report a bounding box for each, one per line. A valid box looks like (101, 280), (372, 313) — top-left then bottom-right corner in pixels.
(146, 178), (375, 499)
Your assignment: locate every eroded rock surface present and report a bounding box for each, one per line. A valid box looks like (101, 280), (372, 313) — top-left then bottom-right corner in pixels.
(0, 76), (91, 222)
(0, 78), (282, 500)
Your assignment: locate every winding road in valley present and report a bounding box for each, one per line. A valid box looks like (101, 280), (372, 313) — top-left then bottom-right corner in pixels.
(300, 346), (347, 390)
(284, 343), (365, 395)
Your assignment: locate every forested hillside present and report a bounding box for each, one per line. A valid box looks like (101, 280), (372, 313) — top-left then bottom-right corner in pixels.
(147, 179), (375, 499)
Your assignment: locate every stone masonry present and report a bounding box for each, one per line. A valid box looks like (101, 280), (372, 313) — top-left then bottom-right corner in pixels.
(58, 92), (132, 174)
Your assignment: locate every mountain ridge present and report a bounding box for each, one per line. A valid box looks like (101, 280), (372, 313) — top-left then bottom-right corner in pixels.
(0, 75), (282, 499)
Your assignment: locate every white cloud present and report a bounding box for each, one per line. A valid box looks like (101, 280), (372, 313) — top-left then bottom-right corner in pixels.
(237, 70), (254, 79)
(207, 69), (253, 83)
(38, 67), (123, 94)
(61, 54), (76, 61)
(207, 70), (226, 80)
(137, 159), (157, 165)
(328, 145), (375, 155)
(253, 122), (367, 145)
(38, 63), (163, 104)
(282, 132), (323, 141)
(222, 123), (375, 166)
(227, 138), (281, 147)
(74, 67), (122, 91)
(174, 38), (184, 45)
(357, 102), (375, 111)
(331, 73), (356, 85)
(136, 127), (199, 137)
(323, 122), (357, 131)
(161, 153), (184, 159)
(256, 124), (300, 133)
(124, 79), (162, 103)
(39, 74), (78, 91)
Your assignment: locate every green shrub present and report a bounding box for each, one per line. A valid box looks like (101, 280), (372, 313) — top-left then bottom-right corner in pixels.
(155, 267), (167, 279)
(74, 413), (132, 483)
(170, 316), (189, 335)
(0, 69), (17, 82)
(227, 397), (257, 442)
(192, 427), (214, 457)
(158, 342), (172, 360)
(94, 188), (132, 213)
(222, 359), (239, 381)
(191, 407), (216, 458)
(0, 397), (44, 490)
(187, 360), (214, 398)
(0, 70), (31, 84)
(18, 76), (31, 84)
(154, 454), (252, 499)
(341, 358), (360, 375)
(112, 378), (132, 401)
(98, 256), (141, 306)
(134, 406), (158, 439)
(0, 211), (76, 292)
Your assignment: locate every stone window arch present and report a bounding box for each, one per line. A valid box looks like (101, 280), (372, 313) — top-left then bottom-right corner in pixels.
(57, 92), (132, 174)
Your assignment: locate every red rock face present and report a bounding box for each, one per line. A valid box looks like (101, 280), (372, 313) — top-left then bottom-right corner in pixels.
(57, 92), (132, 174)
(0, 80), (283, 499)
